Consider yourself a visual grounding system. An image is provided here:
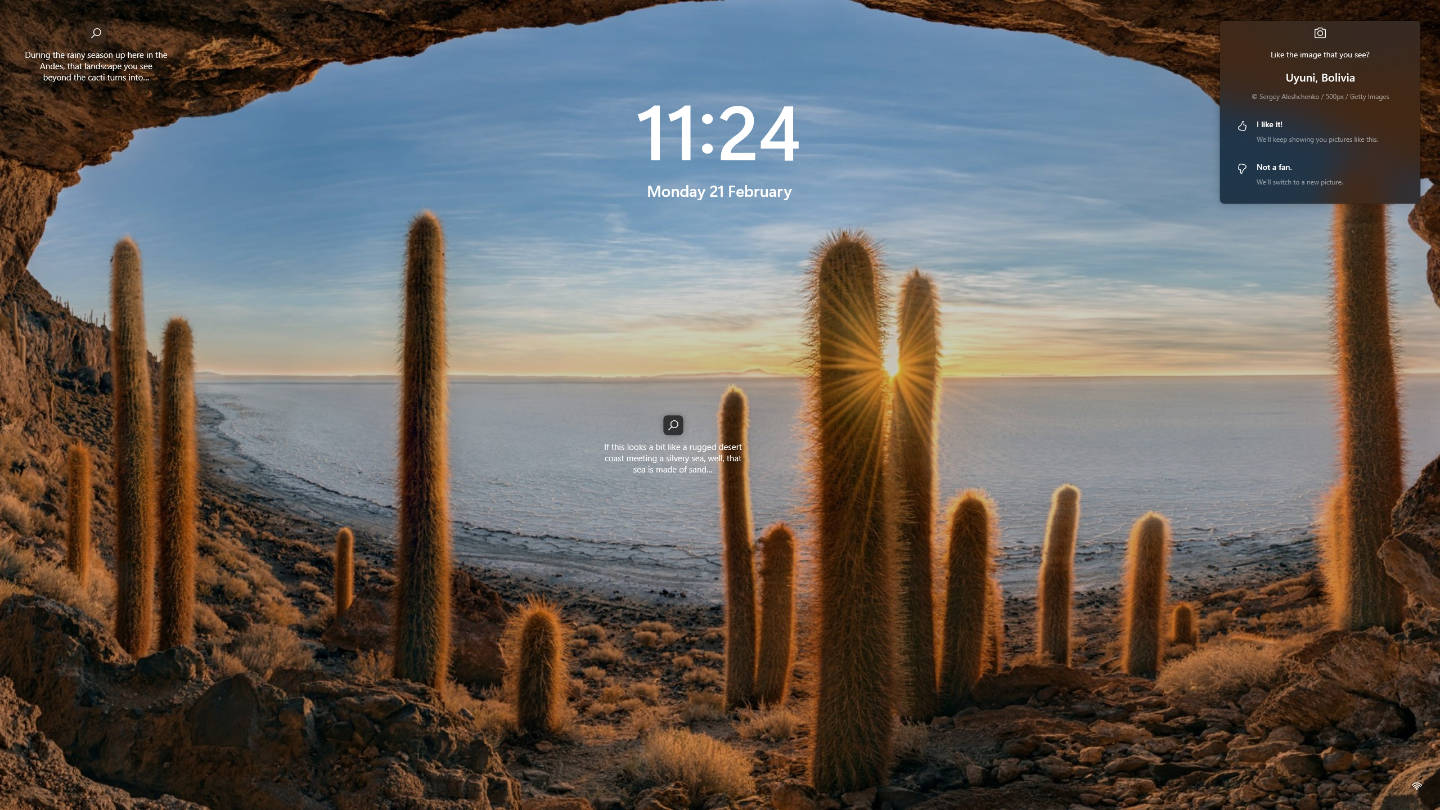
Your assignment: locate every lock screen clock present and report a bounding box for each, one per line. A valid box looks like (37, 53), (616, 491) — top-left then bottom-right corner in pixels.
(638, 105), (798, 161)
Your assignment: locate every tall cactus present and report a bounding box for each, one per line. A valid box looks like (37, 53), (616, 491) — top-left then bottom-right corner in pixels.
(891, 269), (940, 721)
(335, 527), (355, 617)
(110, 238), (156, 657)
(938, 490), (994, 712)
(392, 212), (452, 688)
(65, 444), (92, 586)
(1121, 513), (1171, 678)
(511, 598), (567, 734)
(987, 576), (1005, 674)
(1036, 484), (1081, 666)
(808, 232), (894, 793)
(157, 318), (197, 649)
(719, 386), (757, 708)
(756, 522), (795, 706)
(1330, 204), (1405, 632)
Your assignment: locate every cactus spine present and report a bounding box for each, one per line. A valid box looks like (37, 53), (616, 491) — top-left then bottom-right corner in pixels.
(808, 232), (894, 793)
(1331, 204), (1405, 631)
(511, 598), (567, 734)
(65, 444), (92, 586)
(938, 490), (995, 712)
(719, 386), (758, 708)
(891, 270), (940, 721)
(335, 527), (355, 617)
(986, 577), (1005, 674)
(1316, 485), (1349, 626)
(1171, 603), (1197, 646)
(157, 318), (197, 649)
(110, 238), (156, 657)
(756, 522), (795, 706)
(1121, 513), (1171, 677)
(1036, 484), (1080, 666)
(392, 212), (452, 688)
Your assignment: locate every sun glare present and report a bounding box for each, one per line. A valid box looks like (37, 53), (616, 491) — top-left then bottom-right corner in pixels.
(883, 338), (901, 378)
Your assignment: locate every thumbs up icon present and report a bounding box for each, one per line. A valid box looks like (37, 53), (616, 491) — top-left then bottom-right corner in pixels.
(1236, 121), (1248, 132)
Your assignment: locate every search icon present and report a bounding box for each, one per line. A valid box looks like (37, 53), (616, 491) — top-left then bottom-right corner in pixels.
(90, 27), (101, 38)
(662, 415), (684, 436)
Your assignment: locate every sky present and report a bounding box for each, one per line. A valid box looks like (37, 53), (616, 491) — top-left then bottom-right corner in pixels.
(25, 0), (1436, 377)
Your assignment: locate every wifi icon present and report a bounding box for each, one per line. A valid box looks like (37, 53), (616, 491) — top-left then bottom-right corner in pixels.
(1414, 781), (1426, 791)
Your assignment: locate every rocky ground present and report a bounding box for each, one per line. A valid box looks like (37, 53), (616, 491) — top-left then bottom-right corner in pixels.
(2, 284), (1440, 809)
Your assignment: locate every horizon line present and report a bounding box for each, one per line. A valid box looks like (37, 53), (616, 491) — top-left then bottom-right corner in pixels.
(195, 369), (1440, 381)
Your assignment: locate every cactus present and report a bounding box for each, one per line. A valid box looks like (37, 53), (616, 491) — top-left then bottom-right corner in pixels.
(110, 238), (156, 657)
(335, 527), (355, 617)
(1330, 204), (1405, 632)
(808, 231), (894, 793)
(392, 212), (452, 688)
(510, 598), (567, 734)
(1036, 484), (1081, 666)
(986, 577), (1005, 674)
(65, 444), (92, 586)
(719, 386), (758, 708)
(1316, 485), (1349, 626)
(1171, 603), (1197, 646)
(891, 269), (940, 721)
(1121, 513), (1171, 678)
(756, 522), (795, 706)
(157, 318), (197, 649)
(938, 490), (995, 712)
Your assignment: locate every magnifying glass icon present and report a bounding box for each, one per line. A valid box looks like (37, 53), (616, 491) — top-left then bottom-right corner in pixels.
(663, 415), (684, 435)
(90, 27), (101, 38)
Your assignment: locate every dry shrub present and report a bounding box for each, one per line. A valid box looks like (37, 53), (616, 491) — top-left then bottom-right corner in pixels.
(257, 594), (302, 627)
(630, 681), (661, 703)
(0, 540), (112, 624)
(636, 620), (673, 634)
(0, 433), (27, 469)
(701, 628), (724, 644)
(0, 579), (28, 602)
(12, 470), (45, 503)
(351, 650), (394, 682)
(584, 643), (625, 666)
(581, 666), (607, 682)
(293, 561), (322, 579)
(659, 630), (684, 646)
(629, 706), (665, 737)
(671, 654), (695, 669)
(575, 623), (608, 641)
(209, 650), (247, 678)
(230, 624), (315, 678)
(194, 603), (228, 637)
(626, 729), (755, 802)
(681, 691), (726, 722)
(893, 723), (932, 765)
(443, 681), (517, 739)
(597, 684), (628, 705)
(682, 667), (721, 687)
(0, 493), (33, 534)
(737, 706), (803, 741)
(1156, 635), (1289, 698)
(634, 630), (660, 648)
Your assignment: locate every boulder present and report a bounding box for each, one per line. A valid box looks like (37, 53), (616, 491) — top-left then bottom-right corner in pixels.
(1383, 454), (1440, 611)
(0, 595), (516, 810)
(1374, 759), (1440, 809)
(971, 665), (1104, 708)
(0, 676), (205, 809)
(324, 567), (508, 688)
(1247, 630), (1439, 739)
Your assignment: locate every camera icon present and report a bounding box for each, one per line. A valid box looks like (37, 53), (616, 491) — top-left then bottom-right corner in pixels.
(662, 415), (684, 436)
(1313, 26), (1327, 39)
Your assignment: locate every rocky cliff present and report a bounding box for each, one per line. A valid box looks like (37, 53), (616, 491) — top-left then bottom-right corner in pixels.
(0, 1), (1437, 308)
